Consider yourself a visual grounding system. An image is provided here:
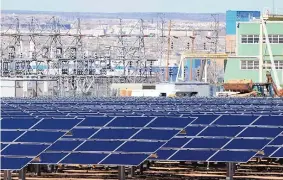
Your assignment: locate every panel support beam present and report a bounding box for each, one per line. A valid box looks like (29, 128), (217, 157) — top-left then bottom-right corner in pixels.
(35, 164), (41, 176)
(226, 162), (234, 180)
(128, 166), (135, 177)
(19, 167), (26, 180)
(4, 170), (12, 180)
(118, 166), (126, 180)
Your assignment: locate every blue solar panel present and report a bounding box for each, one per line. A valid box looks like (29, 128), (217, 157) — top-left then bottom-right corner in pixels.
(133, 129), (180, 140)
(1, 157), (33, 170)
(37, 152), (68, 164)
(212, 115), (256, 125)
(91, 129), (138, 139)
(101, 154), (149, 166)
(180, 126), (205, 136)
(60, 153), (108, 164)
(163, 138), (191, 148)
(1, 118), (38, 129)
(77, 117), (114, 127)
(117, 141), (164, 153)
(1, 131), (25, 142)
(32, 118), (82, 130)
(269, 136), (283, 145)
(258, 146), (279, 157)
(209, 151), (257, 162)
(154, 150), (176, 160)
(238, 127), (283, 138)
(270, 147), (283, 157)
(184, 138), (229, 149)
(63, 128), (100, 139)
(147, 117), (195, 128)
(15, 131), (65, 143)
(106, 117), (153, 127)
(191, 115), (219, 125)
(224, 139), (270, 150)
(253, 116), (283, 126)
(48, 140), (83, 151)
(77, 141), (123, 152)
(170, 150), (216, 161)
(199, 127), (244, 137)
(2, 144), (49, 156)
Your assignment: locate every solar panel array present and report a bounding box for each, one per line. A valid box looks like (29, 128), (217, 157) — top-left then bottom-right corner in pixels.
(2, 97), (283, 170)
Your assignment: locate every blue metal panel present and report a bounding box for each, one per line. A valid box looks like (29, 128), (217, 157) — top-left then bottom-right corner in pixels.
(1, 131), (25, 142)
(63, 128), (99, 139)
(209, 150), (256, 162)
(77, 117), (114, 127)
(147, 117), (194, 128)
(133, 129), (180, 140)
(32, 118), (81, 130)
(269, 136), (283, 145)
(180, 126), (205, 136)
(107, 117), (153, 127)
(199, 127), (244, 137)
(270, 147), (283, 157)
(48, 140), (82, 151)
(239, 127), (283, 138)
(191, 115), (219, 125)
(91, 129), (138, 139)
(15, 131), (64, 143)
(184, 138), (229, 149)
(254, 116), (283, 126)
(224, 139), (270, 150)
(1, 119), (38, 129)
(60, 153), (108, 164)
(37, 152), (68, 164)
(101, 154), (148, 166)
(77, 140), (123, 152)
(1, 157), (32, 170)
(117, 141), (163, 153)
(2, 144), (49, 156)
(258, 146), (278, 157)
(163, 138), (191, 148)
(213, 115), (256, 125)
(170, 150), (216, 161)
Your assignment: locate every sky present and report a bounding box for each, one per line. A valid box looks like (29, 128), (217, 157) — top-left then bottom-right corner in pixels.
(1, 0), (282, 13)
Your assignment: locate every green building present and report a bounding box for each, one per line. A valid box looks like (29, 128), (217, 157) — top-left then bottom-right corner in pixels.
(224, 19), (283, 84)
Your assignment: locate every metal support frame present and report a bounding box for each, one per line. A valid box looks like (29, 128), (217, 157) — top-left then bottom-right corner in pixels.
(3, 170), (12, 180)
(118, 166), (126, 180)
(35, 164), (41, 176)
(226, 162), (234, 180)
(128, 166), (135, 178)
(19, 167), (26, 180)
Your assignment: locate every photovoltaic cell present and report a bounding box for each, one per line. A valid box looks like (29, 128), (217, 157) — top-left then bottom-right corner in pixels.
(77, 141), (123, 152)
(257, 146), (278, 157)
(163, 138), (191, 148)
(133, 129), (180, 140)
(199, 127), (244, 137)
(106, 117), (154, 127)
(77, 117), (114, 127)
(269, 136), (283, 145)
(36, 152), (69, 164)
(2, 144), (49, 156)
(117, 141), (164, 153)
(212, 115), (256, 125)
(224, 139), (270, 150)
(101, 154), (149, 166)
(63, 128), (100, 139)
(60, 153), (108, 164)
(170, 150), (216, 161)
(253, 116), (283, 126)
(1, 157), (33, 170)
(184, 138), (229, 149)
(48, 140), (83, 151)
(238, 127), (283, 138)
(32, 118), (82, 130)
(91, 129), (138, 139)
(15, 131), (65, 143)
(270, 147), (283, 158)
(147, 117), (195, 128)
(191, 115), (219, 125)
(209, 151), (257, 162)
(153, 150), (176, 160)
(1, 119), (38, 129)
(1, 131), (25, 142)
(180, 126), (205, 136)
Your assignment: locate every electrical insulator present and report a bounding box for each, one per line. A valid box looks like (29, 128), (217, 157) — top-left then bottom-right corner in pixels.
(187, 42), (190, 50)
(196, 69), (200, 77)
(171, 42), (174, 50)
(169, 67), (173, 76)
(204, 43), (206, 50)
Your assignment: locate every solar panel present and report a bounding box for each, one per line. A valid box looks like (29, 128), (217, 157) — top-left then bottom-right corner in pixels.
(208, 150), (257, 162)
(1, 157), (33, 170)
(100, 154), (149, 166)
(170, 150), (216, 161)
(184, 138), (229, 149)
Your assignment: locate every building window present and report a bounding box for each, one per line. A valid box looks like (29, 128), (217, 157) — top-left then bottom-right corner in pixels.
(241, 34), (283, 44)
(241, 60), (248, 69)
(240, 60), (259, 70)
